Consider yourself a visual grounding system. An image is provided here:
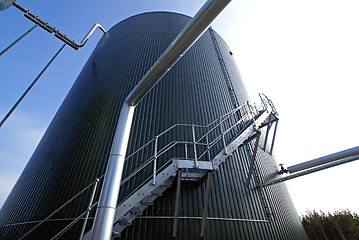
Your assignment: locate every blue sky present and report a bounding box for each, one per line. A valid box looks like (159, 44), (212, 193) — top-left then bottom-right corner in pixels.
(0, 0), (359, 216)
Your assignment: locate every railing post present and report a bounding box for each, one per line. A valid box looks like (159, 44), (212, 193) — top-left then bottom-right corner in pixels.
(152, 136), (158, 185)
(219, 117), (228, 155)
(259, 93), (268, 112)
(205, 133), (211, 161)
(192, 124), (199, 168)
(79, 179), (99, 240)
(247, 101), (257, 128)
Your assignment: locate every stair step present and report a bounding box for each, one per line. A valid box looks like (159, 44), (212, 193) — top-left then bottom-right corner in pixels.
(181, 170), (208, 181)
(160, 177), (174, 188)
(130, 203), (145, 215)
(151, 187), (165, 196)
(141, 195), (156, 205)
(118, 216), (132, 226)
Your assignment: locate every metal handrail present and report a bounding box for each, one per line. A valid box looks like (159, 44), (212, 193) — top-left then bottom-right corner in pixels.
(113, 102), (262, 206)
(116, 101), (259, 189)
(101, 100), (259, 198)
(18, 178), (102, 239)
(122, 103), (248, 163)
(21, 96), (273, 238)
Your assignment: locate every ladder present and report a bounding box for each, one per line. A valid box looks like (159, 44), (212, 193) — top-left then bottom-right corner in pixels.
(209, 27), (239, 108)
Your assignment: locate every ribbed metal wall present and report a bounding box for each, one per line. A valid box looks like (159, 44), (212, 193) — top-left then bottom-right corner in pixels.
(0, 12), (307, 239)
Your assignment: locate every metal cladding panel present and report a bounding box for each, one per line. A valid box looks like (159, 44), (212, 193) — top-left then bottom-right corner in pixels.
(0, 12), (307, 239)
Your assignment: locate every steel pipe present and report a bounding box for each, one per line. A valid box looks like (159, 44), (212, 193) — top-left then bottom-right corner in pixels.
(125, 0), (231, 106)
(90, 105), (134, 240)
(137, 216), (269, 223)
(263, 154), (359, 187)
(91, 0), (231, 239)
(287, 146), (359, 173)
(12, 2), (107, 50)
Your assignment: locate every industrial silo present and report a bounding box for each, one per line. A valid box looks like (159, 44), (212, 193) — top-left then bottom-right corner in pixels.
(0, 12), (307, 239)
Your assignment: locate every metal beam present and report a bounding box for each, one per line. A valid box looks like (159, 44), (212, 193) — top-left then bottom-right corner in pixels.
(200, 171), (213, 239)
(269, 120), (278, 155)
(173, 169), (183, 239)
(262, 122), (272, 152)
(12, 2), (107, 50)
(245, 133), (261, 187)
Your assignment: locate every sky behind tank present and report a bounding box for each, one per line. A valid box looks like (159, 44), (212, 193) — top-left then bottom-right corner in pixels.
(0, 0), (358, 217)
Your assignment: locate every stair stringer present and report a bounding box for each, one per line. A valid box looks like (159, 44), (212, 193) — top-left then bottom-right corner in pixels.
(212, 109), (273, 169)
(83, 108), (275, 239)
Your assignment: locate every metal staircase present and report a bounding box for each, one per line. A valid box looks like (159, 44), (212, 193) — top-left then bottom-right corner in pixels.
(17, 94), (278, 240)
(82, 94), (278, 239)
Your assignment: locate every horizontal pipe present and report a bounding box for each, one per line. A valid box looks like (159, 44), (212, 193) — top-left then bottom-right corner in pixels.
(287, 146), (359, 173)
(263, 154), (359, 187)
(137, 216), (269, 223)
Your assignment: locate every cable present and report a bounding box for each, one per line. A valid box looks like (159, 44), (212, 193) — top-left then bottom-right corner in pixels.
(0, 43), (66, 128)
(0, 24), (38, 57)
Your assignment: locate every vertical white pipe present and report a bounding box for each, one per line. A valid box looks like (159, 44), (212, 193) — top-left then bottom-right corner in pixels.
(91, 104), (134, 240)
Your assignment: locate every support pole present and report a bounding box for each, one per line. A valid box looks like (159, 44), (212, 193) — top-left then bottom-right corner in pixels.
(0, 24), (38, 56)
(192, 124), (199, 168)
(269, 120), (278, 155)
(205, 134), (211, 161)
(262, 122), (272, 152)
(219, 117), (228, 155)
(200, 171), (213, 239)
(152, 136), (158, 185)
(0, 43), (66, 128)
(173, 169), (183, 239)
(245, 133), (261, 187)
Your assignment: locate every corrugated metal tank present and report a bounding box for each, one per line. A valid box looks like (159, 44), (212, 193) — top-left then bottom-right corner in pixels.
(0, 12), (308, 239)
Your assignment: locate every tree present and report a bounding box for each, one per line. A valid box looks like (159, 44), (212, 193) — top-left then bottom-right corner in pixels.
(302, 210), (359, 240)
